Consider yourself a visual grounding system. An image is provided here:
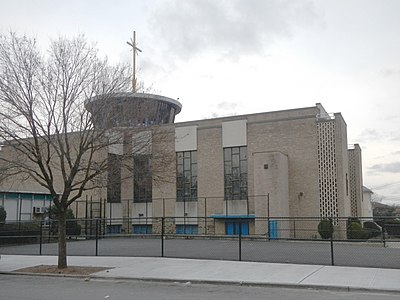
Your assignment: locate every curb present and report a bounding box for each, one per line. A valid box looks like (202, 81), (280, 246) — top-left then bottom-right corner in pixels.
(2, 270), (400, 295)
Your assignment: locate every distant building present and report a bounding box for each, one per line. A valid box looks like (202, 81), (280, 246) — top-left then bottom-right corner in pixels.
(0, 93), (365, 238)
(362, 186), (374, 218)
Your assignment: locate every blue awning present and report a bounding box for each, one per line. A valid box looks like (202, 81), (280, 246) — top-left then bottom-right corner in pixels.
(210, 214), (255, 219)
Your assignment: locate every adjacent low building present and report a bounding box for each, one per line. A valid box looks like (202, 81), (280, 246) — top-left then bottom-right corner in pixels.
(362, 186), (374, 218)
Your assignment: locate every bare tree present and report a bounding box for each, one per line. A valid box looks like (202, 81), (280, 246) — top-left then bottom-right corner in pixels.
(0, 32), (136, 268)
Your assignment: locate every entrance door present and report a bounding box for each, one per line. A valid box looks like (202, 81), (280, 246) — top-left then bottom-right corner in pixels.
(268, 220), (278, 239)
(225, 221), (249, 235)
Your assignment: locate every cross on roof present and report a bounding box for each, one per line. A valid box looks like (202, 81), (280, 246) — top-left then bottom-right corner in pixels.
(126, 31), (142, 92)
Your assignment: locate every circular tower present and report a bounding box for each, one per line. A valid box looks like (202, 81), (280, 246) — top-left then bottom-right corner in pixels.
(85, 92), (182, 129)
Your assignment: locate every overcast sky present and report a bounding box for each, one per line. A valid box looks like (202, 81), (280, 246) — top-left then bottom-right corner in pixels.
(1, 0), (400, 204)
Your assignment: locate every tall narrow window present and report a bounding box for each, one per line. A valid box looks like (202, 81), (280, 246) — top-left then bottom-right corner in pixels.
(224, 146), (247, 200)
(134, 155), (152, 203)
(107, 153), (121, 203)
(176, 151), (197, 202)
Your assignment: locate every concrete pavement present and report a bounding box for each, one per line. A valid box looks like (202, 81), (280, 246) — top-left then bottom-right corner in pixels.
(1, 255), (400, 293)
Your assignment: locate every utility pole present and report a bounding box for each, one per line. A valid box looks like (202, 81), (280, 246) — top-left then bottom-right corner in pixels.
(126, 31), (142, 92)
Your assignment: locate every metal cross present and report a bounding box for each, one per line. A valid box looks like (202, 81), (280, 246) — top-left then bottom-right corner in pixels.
(127, 31), (142, 92)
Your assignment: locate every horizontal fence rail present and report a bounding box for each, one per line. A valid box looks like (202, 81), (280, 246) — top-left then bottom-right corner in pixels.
(1, 216), (400, 269)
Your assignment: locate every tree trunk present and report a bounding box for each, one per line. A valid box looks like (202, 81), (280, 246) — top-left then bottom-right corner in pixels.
(58, 211), (67, 269)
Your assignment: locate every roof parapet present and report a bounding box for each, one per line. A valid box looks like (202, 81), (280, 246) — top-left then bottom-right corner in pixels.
(316, 112), (335, 121)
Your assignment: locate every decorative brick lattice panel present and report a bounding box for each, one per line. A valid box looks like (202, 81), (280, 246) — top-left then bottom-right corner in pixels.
(348, 150), (358, 216)
(317, 121), (338, 219)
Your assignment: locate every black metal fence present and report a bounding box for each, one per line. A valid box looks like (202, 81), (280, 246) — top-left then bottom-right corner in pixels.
(1, 216), (400, 269)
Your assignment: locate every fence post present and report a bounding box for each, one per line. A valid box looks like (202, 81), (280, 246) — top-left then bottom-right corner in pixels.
(161, 217), (165, 257)
(95, 218), (99, 256)
(204, 198), (207, 235)
(48, 218), (51, 243)
(382, 223), (386, 248)
(293, 219), (296, 239)
(39, 220), (43, 255)
(85, 196), (88, 238)
(238, 222), (242, 261)
(330, 218), (334, 266)
(267, 193), (270, 241)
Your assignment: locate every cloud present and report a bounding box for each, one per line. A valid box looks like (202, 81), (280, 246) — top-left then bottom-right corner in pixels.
(357, 128), (400, 143)
(382, 68), (400, 78)
(203, 101), (239, 119)
(216, 101), (238, 111)
(149, 0), (318, 60)
(389, 133), (400, 142)
(369, 162), (400, 174)
(357, 128), (382, 142)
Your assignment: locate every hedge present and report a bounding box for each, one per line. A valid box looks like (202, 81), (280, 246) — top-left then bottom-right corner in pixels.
(0, 222), (40, 245)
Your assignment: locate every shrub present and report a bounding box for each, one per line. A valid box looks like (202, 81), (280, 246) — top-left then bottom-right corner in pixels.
(318, 219), (333, 239)
(347, 222), (369, 240)
(0, 222), (40, 244)
(0, 206), (6, 224)
(46, 206), (81, 236)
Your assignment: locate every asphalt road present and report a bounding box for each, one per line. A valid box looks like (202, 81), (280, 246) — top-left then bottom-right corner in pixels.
(1, 274), (400, 300)
(1, 237), (400, 269)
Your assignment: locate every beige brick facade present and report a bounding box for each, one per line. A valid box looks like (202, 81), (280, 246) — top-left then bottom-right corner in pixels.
(0, 103), (363, 238)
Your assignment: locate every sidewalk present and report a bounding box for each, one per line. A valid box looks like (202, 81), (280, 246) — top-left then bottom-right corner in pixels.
(1, 255), (400, 293)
